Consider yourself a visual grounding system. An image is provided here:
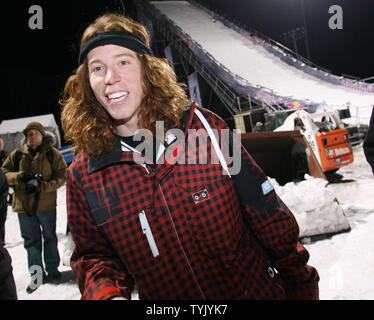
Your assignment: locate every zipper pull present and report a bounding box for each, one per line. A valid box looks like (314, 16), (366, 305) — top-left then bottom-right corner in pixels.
(139, 210), (159, 257)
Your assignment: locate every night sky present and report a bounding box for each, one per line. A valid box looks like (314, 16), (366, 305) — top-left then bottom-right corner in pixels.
(3, 0), (373, 138)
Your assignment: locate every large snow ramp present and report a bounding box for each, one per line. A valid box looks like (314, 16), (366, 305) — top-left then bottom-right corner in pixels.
(142, 1), (373, 125)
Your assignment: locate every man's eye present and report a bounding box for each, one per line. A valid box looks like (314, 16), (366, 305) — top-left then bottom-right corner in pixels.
(90, 65), (103, 73)
(120, 60), (129, 66)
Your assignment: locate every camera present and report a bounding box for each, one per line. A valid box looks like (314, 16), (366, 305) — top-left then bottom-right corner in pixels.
(25, 173), (43, 194)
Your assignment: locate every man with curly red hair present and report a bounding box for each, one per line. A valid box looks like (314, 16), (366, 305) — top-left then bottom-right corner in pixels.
(60, 13), (319, 300)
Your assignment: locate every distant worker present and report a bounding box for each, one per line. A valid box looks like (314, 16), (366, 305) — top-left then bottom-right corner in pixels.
(363, 106), (374, 174)
(253, 122), (263, 132)
(0, 138), (8, 166)
(2, 122), (67, 293)
(0, 138), (9, 244)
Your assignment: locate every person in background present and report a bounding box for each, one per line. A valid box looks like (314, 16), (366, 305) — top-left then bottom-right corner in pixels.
(2, 122), (67, 294)
(0, 138), (8, 166)
(0, 169), (17, 299)
(0, 139), (7, 243)
(363, 106), (374, 174)
(253, 121), (263, 132)
(60, 13), (319, 300)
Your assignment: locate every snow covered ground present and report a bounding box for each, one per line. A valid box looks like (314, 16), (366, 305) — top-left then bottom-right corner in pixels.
(303, 147), (374, 300)
(4, 185), (80, 300)
(4, 145), (374, 300)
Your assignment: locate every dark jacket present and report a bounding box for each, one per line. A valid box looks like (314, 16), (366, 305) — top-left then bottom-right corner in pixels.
(363, 106), (374, 174)
(0, 169), (17, 300)
(0, 150), (8, 167)
(0, 170), (8, 244)
(67, 106), (319, 300)
(2, 134), (67, 214)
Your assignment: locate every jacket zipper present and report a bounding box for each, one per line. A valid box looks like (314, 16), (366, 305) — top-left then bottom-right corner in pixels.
(158, 184), (206, 299)
(139, 210), (159, 257)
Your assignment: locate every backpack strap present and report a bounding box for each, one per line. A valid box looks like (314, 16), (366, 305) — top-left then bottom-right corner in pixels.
(14, 150), (23, 171)
(14, 148), (54, 171)
(46, 149), (54, 166)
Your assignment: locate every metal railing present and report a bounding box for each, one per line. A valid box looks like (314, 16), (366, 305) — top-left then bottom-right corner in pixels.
(361, 75), (374, 83)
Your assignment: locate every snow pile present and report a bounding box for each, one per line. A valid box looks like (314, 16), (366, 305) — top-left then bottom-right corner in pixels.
(270, 175), (350, 238)
(305, 215), (374, 299)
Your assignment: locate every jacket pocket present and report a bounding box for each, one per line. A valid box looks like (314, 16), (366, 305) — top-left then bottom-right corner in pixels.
(171, 162), (242, 265)
(171, 163), (228, 192)
(195, 214), (245, 267)
(98, 206), (165, 275)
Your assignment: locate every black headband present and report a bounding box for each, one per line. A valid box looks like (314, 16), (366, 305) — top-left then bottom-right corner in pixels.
(78, 30), (153, 66)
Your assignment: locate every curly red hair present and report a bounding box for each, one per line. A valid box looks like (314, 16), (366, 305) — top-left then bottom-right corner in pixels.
(60, 13), (189, 157)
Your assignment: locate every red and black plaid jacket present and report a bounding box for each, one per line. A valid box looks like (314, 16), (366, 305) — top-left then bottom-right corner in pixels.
(67, 106), (319, 300)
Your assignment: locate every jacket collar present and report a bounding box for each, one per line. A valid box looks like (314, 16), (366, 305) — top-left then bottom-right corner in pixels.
(87, 134), (167, 174)
(87, 103), (197, 175)
(88, 136), (127, 174)
(20, 140), (51, 155)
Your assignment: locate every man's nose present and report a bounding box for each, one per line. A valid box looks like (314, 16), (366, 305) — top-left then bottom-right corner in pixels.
(104, 67), (121, 85)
